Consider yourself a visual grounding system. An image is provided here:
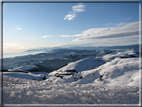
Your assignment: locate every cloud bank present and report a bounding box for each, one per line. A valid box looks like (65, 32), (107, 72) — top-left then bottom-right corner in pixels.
(60, 21), (140, 42)
(64, 3), (86, 21)
(58, 36), (139, 48)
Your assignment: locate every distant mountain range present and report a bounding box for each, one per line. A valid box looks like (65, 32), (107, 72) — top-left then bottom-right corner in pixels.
(25, 44), (140, 52)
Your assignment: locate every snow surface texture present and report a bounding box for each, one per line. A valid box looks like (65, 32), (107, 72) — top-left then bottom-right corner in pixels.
(3, 76), (139, 104)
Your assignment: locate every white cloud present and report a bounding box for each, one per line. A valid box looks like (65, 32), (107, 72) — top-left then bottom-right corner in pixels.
(64, 13), (76, 21)
(60, 21), (140, 42)
(15, 27), (22, 30)
(76, 36), (139, 47)
(42, 36), (51, 38)
(64, 3), (86, 21)
(57, 36), (139, 48)
(72, 3), (86, 12)
(72, 29), (139, 42)
(60, 35), (72, 37)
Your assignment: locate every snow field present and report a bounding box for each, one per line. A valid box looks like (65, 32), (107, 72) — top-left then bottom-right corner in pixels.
(3, 76), (139, 104)
(2, 49), (140, 105)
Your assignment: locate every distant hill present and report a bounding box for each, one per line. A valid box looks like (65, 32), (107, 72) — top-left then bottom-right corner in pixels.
(68, 44), (140, 50)
(25, 44), (140, 52)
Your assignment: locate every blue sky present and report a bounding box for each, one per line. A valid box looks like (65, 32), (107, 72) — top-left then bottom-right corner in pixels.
(3, 2), (139, 53)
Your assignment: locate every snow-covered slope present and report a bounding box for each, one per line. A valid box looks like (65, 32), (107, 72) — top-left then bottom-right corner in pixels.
(3, 49), (140, 86)
(47, 50), (140, 86)
(3, 65), (48, 80)
(95, 57), (139, 86)
(51, 57), (105, 73)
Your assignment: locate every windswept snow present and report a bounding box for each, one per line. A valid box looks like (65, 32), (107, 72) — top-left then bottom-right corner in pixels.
(3, 76), (139, 104)
(98, 58), (139, 86)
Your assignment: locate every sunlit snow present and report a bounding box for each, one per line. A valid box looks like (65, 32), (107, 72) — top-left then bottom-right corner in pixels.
(2, 49), (140, 104)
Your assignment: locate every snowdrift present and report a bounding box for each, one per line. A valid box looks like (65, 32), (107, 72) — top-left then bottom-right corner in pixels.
(3, 76), (139, 104)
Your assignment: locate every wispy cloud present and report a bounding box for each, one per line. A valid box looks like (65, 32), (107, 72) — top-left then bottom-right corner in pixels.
(121, 18), (131, 21)
(42, 36), (51, 38)
(103, 22), (127, 27)
(57, 36), (139, 48)
(114, 22), (127, 27)
(60, 21), (140, 42)
(103, 23), (115, 26)
(15, 27), (22, 30)
(64, 3), (86, 21)
(126, 18), (131, 20)
(60, 35), (71, 37)
(74, 36), (139, 47)
(97, 6), (104, 9)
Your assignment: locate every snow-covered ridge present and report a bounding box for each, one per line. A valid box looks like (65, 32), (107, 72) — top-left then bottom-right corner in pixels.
(55, 57), (105, 73)
(103, 49), (139, 62)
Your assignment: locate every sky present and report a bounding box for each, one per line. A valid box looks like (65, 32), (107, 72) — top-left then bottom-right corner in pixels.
(3, 2), (140, 53)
